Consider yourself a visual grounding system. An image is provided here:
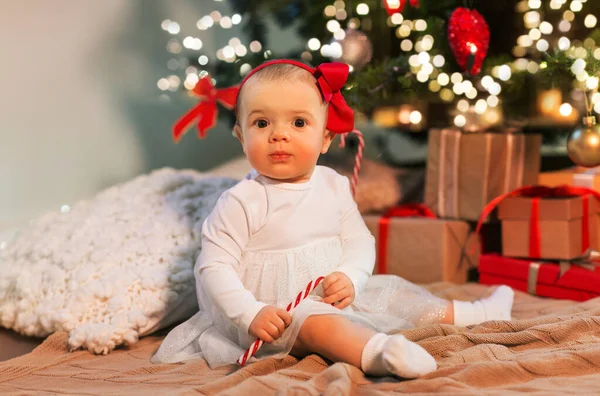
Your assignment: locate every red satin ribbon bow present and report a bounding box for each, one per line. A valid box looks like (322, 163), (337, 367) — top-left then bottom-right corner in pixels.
(237, 59), (355, 134)
(475, 185), (600, 258)
(172, 77), (238, 142)
(378, 204), (436, 274)
(313, 63), (355, 133)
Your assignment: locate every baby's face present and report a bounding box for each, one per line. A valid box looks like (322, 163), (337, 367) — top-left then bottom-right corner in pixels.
(234, 77), (332, 183)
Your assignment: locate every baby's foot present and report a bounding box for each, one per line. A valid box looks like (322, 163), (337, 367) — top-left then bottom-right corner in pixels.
(381, 335), (437, 378)
(479, 285), (514, 321)
(453, 285), (514, 326)
(361, 333), (437, 378)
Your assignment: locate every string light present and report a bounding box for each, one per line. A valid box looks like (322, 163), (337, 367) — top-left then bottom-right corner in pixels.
(454, 114), (467, 127)
(324, 5), (336, 17)
(401, 39), (413, 51)
(333, 29), (346, 40)
(356, 3), (369, 15)
(432, 54), (445, 67)
(498, 65), (512, 81)
(210, 11), (222, 22)
(158, 0), (597, 130)
(457, 99), (470, 112)
(437, 73), (450, 86)
(391, 13), (403, 25)
(231, 14), (242, 24)
(585, 14), (598, 28)
(475, 99), (488, 114)
(560, 103), (573, 116)
(409, 110), (422, 124)
(326, 20), (341, 32)
(487, 95), (499, 107)
(167, 22), (180, 34)
(308, 38), (321, 51)
(249, 41), (262, 52)
(511, 0), (599, 121)
(157, 78), (169, 91)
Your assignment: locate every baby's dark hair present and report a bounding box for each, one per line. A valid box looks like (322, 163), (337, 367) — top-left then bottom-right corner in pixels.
(235, 63), (319, 124)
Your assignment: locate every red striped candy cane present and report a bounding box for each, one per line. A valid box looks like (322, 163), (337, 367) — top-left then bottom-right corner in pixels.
(237, 276), (325, 367)
(339, 129), (365, 197)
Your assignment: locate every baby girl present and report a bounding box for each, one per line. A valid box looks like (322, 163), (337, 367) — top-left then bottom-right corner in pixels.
(152, 59), (514, 378)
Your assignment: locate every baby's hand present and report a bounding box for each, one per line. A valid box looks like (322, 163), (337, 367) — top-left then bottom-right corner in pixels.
(248, 305), (292, 343)
(323, 272), (355, 309)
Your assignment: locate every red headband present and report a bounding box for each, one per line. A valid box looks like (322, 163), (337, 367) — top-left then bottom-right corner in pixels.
(236, 59), (355, 134)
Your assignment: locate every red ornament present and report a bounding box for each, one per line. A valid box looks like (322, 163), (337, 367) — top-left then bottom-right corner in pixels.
(382, 0), (419, 16)
(447, 7), (490, 76)
(172, 77), (238, 142)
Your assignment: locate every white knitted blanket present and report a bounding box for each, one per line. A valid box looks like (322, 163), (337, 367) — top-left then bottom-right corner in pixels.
(0, 168), (237, 354)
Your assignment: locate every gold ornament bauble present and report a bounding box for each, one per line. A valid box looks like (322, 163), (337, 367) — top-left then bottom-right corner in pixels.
(334, 29), (373, 71)
(567, 116), (600, 167)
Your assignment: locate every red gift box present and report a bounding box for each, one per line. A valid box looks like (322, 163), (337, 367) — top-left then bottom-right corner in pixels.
(479, 254), (600, 301)
(476, 185), (600, 260)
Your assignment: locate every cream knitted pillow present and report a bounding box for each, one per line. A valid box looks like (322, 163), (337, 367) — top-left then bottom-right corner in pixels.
(0, 168), (237, 354)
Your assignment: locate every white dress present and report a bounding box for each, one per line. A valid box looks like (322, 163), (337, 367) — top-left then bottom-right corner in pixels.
(152, 166), (448, 368)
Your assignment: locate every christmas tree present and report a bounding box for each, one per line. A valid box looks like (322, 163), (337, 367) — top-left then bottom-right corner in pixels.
(159, 0), (600, 164)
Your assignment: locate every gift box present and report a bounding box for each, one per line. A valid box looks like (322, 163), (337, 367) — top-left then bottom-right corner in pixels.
(497, 188), (600, 260)
(363, 205), (479, 284)
(539, 167), (600, 191)
(425, 128), (541, 221)
(479, 254), (600, 301)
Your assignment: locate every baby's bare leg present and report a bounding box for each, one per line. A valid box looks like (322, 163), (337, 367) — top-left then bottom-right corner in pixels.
(290, 314), (375, 367)
(291, 314), (437, 378)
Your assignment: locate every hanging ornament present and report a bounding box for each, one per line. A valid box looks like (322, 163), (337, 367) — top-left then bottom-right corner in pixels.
(383, 0), (419, 16)
(333, 29), (373, 71)
(567, 115), (600, 168)
(447, 7), (490, 76)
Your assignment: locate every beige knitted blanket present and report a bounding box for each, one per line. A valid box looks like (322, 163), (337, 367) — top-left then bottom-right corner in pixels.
(1, 282), (599, 395)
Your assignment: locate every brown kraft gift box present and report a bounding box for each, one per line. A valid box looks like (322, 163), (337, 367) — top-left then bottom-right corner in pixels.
(363, 216), (480, 284)
(539, 167), (600, 191)
(498, 195), (600, 260)
(425, 128), (541, 221)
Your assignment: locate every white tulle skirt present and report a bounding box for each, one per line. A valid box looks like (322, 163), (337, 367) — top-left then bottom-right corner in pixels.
(152, 237), (449, 368)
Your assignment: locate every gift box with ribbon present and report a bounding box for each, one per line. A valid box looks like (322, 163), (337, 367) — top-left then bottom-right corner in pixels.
(363, 204), (479, 284)
(538, 167), (600, 191)
(475, 185), (600, 261)
(425, 128), (541, 221)
(479, 252), (600, 301)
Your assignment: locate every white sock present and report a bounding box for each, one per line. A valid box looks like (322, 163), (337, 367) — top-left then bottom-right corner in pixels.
(360, 333), (389, 376)
(360, 333), (437, 378)
(453, 285), (514, 327)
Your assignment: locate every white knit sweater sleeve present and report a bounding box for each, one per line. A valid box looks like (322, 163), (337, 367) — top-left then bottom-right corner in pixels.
(196, 184), (267, 336)
(334, 174), (376, 297)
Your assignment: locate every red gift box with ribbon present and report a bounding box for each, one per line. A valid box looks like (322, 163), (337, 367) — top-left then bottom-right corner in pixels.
(363, 204), (479, 284)
(476, 185), (600, 260)
(479, 253), (600, 301)
(425, 128), (541, 222)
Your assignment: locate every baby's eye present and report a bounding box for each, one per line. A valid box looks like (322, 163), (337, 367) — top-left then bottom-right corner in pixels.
(293, 118), (306, 128)
(254, 119), (269, 128)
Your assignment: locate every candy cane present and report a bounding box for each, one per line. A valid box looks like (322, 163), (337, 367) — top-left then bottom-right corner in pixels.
(237, 276), (325, 367)
(339, 129), (365, 197)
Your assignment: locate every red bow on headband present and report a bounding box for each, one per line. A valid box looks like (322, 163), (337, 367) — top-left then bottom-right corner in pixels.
(172, 76), (238, 142)
(313, 63), (355, 133)
(237, 59), (355, 134)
